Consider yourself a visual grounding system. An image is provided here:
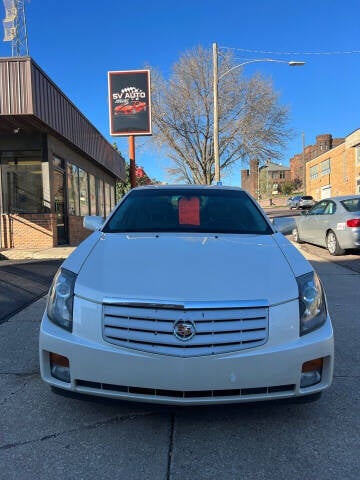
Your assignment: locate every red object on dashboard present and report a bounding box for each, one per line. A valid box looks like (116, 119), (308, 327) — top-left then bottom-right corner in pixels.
(179, 197), (200, 225)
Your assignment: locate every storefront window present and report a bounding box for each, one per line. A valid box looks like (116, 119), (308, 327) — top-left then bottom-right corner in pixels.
(0, 150), (48, 214)
(89, 174), (96, 215)
(110, 184), (115, 209)
(67, 163), (80, 215)
(79, 168), (89, 216)
(105, 183), (111, 216)
(97, 179), (105, 217)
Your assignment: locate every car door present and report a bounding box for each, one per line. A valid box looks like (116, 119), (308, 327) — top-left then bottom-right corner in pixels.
(311, 200), (336, 247)
(299, 201), (327, 243)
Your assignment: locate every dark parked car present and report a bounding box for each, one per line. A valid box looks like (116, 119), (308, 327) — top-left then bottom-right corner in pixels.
(288, 196), (315, 210)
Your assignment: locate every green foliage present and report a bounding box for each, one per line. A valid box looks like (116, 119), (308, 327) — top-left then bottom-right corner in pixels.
(278, 178), (303, 195)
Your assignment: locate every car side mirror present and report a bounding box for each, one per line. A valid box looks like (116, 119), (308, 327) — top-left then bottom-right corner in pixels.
(83, 215), (104, 231)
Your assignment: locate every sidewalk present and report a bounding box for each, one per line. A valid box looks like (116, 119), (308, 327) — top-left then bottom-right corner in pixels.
(0, 245), (75, 263)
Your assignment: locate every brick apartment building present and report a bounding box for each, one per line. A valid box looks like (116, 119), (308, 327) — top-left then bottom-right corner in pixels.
(289, 134), (344, 186)
(0, 57), (126, 250)
(305, 128), (360, 200)
(241, 133), (352, 200)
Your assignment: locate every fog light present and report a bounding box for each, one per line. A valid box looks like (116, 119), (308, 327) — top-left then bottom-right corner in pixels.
(301, 358), (323, 388)
(50, 352), (70, 383)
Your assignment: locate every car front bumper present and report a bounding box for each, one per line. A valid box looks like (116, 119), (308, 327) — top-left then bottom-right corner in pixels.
(39, 299), (334, 405)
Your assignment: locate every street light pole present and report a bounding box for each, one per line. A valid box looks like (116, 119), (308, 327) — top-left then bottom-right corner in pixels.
(212, 42), (305, 185)
(213, 43), (220, 184)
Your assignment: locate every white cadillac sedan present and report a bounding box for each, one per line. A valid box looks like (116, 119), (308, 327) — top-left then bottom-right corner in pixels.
(39, 185), (334, 405)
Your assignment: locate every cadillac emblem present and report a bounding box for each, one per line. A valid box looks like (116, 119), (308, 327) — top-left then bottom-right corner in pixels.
(173, 320), (196, 341)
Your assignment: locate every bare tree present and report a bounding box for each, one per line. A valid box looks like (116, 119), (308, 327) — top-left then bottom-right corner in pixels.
(150, 46), (291, 184)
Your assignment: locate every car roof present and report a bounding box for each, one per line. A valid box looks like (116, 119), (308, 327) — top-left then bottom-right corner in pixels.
(131, 184), (246, 193)
(322, 195), (360, 202)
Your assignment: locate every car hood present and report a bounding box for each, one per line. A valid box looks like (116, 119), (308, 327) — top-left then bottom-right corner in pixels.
(70, 232), (311, 306)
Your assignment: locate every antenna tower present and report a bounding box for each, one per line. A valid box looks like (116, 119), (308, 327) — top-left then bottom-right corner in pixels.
(3, 0), (29, 56)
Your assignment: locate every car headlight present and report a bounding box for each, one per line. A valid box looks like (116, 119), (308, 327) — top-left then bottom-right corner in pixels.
(297, 271), (327, 335)
(47, 268), (76, 331)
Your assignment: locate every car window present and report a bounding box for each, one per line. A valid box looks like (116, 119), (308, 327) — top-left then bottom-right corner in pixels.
(324, 202), (336, 215)
(308, 201), (328, 215)
(341, 198), (360, 212)
(103, 189), (273, 235)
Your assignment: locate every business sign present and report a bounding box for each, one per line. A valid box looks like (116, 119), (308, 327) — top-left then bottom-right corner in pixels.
(108, 69), (152, 136)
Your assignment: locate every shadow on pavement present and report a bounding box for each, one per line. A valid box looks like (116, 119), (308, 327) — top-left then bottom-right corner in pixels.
(0, 260), (62, 324)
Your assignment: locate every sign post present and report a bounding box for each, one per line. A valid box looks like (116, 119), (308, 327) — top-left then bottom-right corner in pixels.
(129, 135), (136, 189)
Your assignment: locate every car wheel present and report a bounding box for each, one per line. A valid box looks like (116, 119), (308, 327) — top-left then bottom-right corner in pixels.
(326, 230), (345, 256)
(292, 227), (303, 244)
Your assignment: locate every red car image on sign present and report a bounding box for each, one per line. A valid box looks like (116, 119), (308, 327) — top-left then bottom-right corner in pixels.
(114, 101), (147, 115)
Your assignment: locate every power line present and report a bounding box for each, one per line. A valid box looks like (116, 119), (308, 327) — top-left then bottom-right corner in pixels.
(220, 46), (360, 56)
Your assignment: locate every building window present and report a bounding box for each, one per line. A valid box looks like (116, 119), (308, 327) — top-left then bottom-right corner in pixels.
(67, 163), (80, 215)
(110, 185), (115, 209)
(310, 165), (318, 180)
(356, 146), (360, 167)
(79, 168), (89, 216)
(89, 174), (96, 215)
(97, 179), (105, 217)
(0, 150), (48, 214)
(321, 159), (331, 176)
(279, 171), (285, 179)
(105, 183), (111, 216)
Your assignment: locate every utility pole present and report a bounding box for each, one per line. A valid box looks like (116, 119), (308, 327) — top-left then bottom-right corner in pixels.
(213, 43), (220, 184)
(302, 132), (306, 193)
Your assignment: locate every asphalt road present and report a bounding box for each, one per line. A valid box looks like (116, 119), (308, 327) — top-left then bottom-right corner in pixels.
(0, 260), (62, 324)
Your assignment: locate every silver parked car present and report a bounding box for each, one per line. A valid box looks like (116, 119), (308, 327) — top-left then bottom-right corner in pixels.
(288, 195), (315, 210)
(292, 195), (360, 255)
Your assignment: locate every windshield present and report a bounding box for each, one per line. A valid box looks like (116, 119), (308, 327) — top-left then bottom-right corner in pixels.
(103, 188), (273, 235)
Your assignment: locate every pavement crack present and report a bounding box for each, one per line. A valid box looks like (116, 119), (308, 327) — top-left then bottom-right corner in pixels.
(1, 410), (157, 451)
(166, 413), (175, 480)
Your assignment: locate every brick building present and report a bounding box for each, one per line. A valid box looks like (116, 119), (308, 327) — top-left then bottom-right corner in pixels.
(0, 57), (126, 250)
(305, 128), (360, 200)
(290, 134), (344, 186)
(241, 159), (291, 199)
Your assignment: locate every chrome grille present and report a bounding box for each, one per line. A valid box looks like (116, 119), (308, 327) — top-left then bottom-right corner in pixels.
(102, 302), (268, 357)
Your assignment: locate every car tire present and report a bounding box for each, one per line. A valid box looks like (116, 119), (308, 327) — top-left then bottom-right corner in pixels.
(292, 227), (303, 244)
(326, 230), (345, 256)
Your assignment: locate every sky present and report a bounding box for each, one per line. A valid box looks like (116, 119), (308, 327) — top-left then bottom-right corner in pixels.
(1, 0), (359, 185)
